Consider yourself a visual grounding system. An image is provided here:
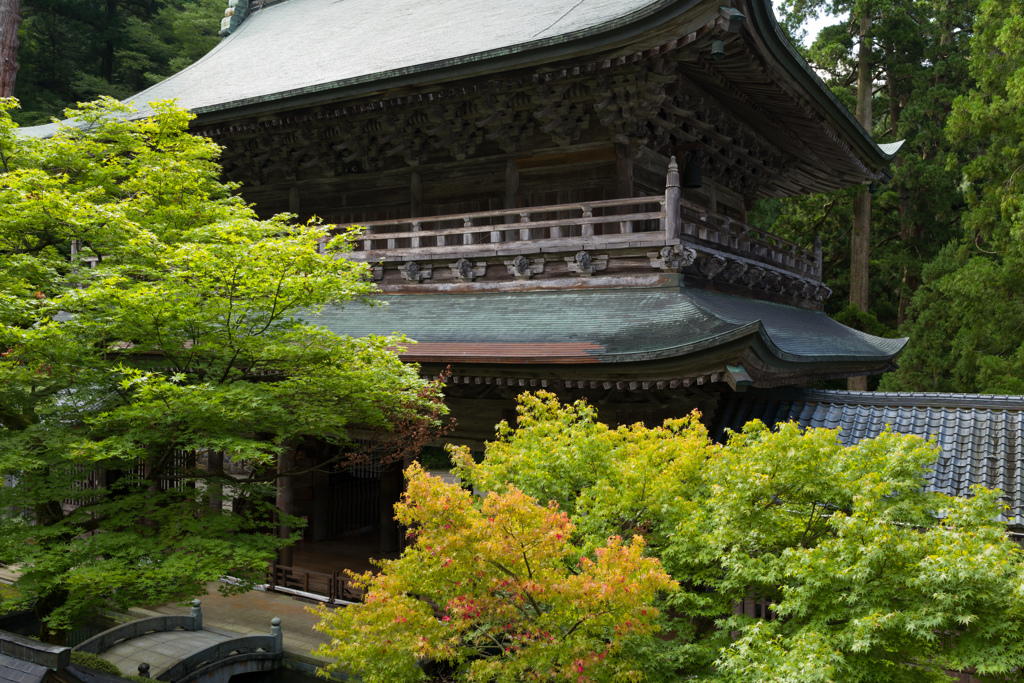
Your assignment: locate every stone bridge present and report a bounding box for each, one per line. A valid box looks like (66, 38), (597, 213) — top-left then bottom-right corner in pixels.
(73, 600), (283, 683)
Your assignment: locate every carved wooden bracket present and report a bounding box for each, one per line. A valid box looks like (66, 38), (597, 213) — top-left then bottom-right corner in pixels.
(504, 256), (545, 279)
(648, 245), (697, 271)
(448, 259), (487, 281)
(565, 251), (608, 276)
(400, 261), (432, 282)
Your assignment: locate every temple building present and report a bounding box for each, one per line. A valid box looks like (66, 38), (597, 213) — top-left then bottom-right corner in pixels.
(23, 0), (1024, 574)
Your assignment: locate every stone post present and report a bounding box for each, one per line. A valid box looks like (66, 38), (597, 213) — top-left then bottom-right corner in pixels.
(270, 617), (283, 654)
(191, 599), (202, 631)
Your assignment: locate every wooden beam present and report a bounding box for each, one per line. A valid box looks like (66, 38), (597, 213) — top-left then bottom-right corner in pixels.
(410, 170), (422, 218)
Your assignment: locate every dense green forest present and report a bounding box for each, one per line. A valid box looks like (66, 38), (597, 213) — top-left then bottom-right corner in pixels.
(9, 0), (1024, 394)
(10, 0), (223, 126)
(769, 0), (1024, 394)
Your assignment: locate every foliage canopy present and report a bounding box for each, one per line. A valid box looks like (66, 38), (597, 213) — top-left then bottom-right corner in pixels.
(320, 393), (1024, 682)
(0, 97), (443, 637)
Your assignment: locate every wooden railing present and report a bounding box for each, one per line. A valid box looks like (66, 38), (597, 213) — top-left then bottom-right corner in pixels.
(350, 195), (668, 253)
(677, 197), (821, 279)
(337, 157), (822, 283)
(267, 563), (365, 603)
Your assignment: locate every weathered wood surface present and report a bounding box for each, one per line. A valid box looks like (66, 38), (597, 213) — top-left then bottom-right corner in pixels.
(335, 164), (820, 283)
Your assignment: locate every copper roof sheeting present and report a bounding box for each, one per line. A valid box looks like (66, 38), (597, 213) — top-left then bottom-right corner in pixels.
(310, 287), (906, 368)
(398, 342), (605, 363)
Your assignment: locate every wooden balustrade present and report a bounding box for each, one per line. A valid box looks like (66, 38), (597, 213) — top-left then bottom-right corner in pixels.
(344, 195), (666, 252)
(334, 157), (822, 284)
(266, 563), (365, 603)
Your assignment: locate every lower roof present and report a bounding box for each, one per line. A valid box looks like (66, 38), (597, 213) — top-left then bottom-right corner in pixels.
(310, 288), (906, 367)
(713, 389), (1024, 527)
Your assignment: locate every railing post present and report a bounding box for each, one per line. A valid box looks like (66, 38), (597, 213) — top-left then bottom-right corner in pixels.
(814, 232), (823, 280)
(581, 205), (594, 237)
(362, 228), (372, 252)
(410, 220), (422, 248)
(463, 217), (474, 246)
(191, 599), (202, 631)
(269, 618), (283, 654)
(519, 212), (531, 242)
(665, 156), (681, 240)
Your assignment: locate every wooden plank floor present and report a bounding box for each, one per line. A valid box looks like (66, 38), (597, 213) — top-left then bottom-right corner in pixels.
(289, 530), (400, 576)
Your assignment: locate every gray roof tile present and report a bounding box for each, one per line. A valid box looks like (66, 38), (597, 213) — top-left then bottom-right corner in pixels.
(714, 389), (1024, 527)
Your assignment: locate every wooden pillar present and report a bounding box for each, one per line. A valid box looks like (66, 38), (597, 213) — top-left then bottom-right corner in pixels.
(410, 171), (422, 218)
(615, 140), (633, 200)
(207, 450), (223, 511)
(288, 186), (300, 214)
(706, 183), (718, 214)
(276, 447), (295, 566)
(378, 462), (402, 553)
(504, 159), (518, 224)
(664, 156), (681, 240)
(311, 444), (330, 542)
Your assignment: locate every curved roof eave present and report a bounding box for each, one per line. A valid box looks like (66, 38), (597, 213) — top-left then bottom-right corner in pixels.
(20, 0), (899, 172)
(187, 0), (701, 122)
(743, 0), (901, 168)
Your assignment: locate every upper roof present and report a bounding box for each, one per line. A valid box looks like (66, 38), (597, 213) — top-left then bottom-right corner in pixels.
(310, 288), (906, 369)
(20, 0), (902, 176)
(713, 389), (1024, 526)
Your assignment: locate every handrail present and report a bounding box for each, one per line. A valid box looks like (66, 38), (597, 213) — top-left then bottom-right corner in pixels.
(267, 563), (365, 603)
(73, 606), (200, 655)
(329, 156), (822, 284)
(356, 210), (665, 244)
(339, 195), (664, 230)
(156, 634), (281, 682)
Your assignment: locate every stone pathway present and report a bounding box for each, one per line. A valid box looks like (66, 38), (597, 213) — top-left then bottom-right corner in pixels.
(100, 629), (231, 678)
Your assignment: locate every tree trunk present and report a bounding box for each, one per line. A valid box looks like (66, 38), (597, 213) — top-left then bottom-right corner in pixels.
(100, 0), (117, 83)
(849, 11), (873, 392)
(276, 447), (295, 566)
(0, 0), (21, 97)
(378, 462), (401, 553)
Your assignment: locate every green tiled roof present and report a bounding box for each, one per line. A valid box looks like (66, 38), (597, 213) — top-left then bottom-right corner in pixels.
(309, 288), (906, 365)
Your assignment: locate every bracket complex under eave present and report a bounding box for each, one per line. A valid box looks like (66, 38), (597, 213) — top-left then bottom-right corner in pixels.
(220, 0), (250, 36)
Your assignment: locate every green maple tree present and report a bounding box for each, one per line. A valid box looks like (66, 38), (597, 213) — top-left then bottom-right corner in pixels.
(0, 97), (444, 640)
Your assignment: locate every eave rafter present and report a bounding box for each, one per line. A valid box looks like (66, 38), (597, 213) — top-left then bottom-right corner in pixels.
(196, 12), (876, 198)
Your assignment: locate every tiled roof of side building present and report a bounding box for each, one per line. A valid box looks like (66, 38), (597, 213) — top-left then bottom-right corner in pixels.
(0, 654), (48, 683)
(713, 389), (1024, 527)
(308, 288), (906, 365)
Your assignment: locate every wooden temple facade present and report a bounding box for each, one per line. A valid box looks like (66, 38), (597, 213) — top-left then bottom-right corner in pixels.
(23, 0), (907, 559)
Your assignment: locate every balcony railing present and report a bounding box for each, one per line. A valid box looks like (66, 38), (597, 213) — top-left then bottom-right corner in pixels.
(337, 158), (822, 284)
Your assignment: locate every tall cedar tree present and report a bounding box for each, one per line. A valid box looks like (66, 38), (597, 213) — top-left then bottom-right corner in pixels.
(10, 0), (224, 125)
(882, 0), (1024, 393)
(754, 0), (973, 374)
